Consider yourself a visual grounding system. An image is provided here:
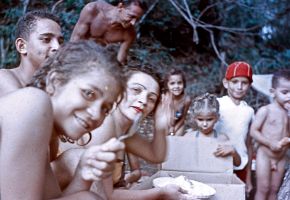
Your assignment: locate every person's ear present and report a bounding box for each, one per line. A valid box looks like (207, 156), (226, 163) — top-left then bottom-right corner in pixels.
(269, 88), (275, 98)
(222, 78), (229, 89)
(45, 71), (64, 95)
(15, 38), (27, 55)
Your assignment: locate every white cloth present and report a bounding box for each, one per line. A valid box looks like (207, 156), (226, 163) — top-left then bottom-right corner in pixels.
(215, 95), (254, 170)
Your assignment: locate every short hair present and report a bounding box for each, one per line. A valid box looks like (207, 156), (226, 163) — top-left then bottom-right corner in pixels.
(122, 64), (162, 113)
(164, 68), (187, 91)
(28, 41), (125, 95)
(121, 0), (147, 11)
(272, 69), (290, 88)
(15, 10), (60, 40)
(192, 93), (219, 116)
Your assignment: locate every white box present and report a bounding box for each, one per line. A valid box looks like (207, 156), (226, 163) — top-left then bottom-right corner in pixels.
(132, 136), (245, 200)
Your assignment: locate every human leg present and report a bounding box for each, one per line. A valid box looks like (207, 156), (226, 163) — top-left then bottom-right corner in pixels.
(268, 158), (286, 200)
(254, 148), (271, 200)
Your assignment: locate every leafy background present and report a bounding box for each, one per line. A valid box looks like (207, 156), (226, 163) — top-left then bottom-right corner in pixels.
(1, 0), (289, 113)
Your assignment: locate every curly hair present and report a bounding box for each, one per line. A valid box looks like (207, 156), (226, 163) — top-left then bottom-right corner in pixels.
(192, 93), (219, 116)
(28, 40), (125, 95)
(15, 10), (60, 40)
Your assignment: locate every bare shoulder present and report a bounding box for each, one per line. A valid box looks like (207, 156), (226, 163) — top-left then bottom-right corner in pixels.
(0, 87), (52, 116)
(84, 0), (110, 13)
(217, 132), (229, 142)
(0, 69), (22, 94)
(185, 95), (192, 106)
(256, 104), (269, 116)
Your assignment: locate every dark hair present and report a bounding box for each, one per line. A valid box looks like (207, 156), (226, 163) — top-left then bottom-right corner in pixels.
(272, 69), (290, 88)
(192, 93), (219, 116)
(122, 64), (162, 113)
(121, 0), (147, 11)
(28, 41), (125, 95)
(164, 68), (187, 92)
(15, 10), (60, 40)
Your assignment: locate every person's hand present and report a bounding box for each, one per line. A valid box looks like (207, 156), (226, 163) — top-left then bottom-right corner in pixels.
(154, 93), (174, 133)
(213, 144), (234, 157)
(269, 140), (283, 152)
(77, 138), (125, 181)
(278, 137), (290, 148)
(160, 184), (194, 200)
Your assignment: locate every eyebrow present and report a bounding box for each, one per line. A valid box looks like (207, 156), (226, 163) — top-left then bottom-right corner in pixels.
(39, 33), (64, 39)
(131, 83), (159, 97)
(89, 84), (104, 97)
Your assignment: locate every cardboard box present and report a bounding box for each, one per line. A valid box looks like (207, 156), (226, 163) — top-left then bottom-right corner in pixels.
(132, 136), (245, 200)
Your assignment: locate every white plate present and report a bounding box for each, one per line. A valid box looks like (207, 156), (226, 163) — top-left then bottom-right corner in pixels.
(153, 176), (216, 199)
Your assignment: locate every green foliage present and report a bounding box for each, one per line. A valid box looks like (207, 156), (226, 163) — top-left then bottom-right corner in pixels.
(0, 0), (289, 110)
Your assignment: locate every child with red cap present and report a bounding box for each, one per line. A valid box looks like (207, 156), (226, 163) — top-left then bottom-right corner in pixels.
(214, 61), (255, 197)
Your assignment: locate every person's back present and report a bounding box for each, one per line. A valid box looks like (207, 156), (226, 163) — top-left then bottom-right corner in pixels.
(0, 10), (63, 97)
(250, 69), (290, 200)
(70, 0), (145, 64)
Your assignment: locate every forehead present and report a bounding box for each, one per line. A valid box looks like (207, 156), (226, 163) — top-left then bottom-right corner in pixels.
(168, 74), (183, 81)
(276, 78), (290, 88)
(195, 111), (218, 118)
(230, 76), (250, 82)
(29, 18), (62, 38)
(127, 72), (160, 94)
(125, 4), (143, 18)
(73, 70), (121, 102)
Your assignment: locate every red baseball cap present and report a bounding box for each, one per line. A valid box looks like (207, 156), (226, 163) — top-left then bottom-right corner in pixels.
(225, 61), (253, 83)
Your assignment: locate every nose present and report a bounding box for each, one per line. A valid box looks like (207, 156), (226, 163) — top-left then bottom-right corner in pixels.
(137, 93), (147, 107)
(237, 82), (243, 89)
(51, 39), (60, 52)
(86, 104), (102, 121)
(202, 121), (208, 127)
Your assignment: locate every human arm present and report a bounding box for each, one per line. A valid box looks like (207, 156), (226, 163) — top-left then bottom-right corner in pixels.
(245, 131), (253, 197)
(70, 2), (98, 41)
(250, 106), (283, 152)
(124, 153), (141, 186)
(52, 138), (124, 196)
(214, 144), (241, 167)
(174, 97), (192, 136)
(117, 28), (136, 65)
(125, 94), (172, 163)
(112, 186), (188, 200)
(0, 88), (53, 200)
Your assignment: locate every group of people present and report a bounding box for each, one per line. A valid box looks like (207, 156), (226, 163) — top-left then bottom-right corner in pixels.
(0, 1), (289, 200)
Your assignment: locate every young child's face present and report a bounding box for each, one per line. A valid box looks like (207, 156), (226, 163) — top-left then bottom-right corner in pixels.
(167, 74), (184, 97)
(223, 77), (251, 101)
(51, 69), (121, 140)
(272, 78), (290, 110)
(119, 72), (160, 120)
(194, 112), (218, 135)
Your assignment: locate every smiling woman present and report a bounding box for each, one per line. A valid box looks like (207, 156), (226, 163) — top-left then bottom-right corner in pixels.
(0, 41), (126, 200)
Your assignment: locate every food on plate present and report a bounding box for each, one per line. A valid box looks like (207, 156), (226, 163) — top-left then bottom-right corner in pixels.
(153, 175), (216, 199)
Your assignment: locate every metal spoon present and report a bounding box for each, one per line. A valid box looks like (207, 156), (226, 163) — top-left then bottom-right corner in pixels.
(118, 113), (142, 141)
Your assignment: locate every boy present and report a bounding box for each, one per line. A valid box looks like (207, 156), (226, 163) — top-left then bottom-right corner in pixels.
(214, 61), (255, 195)
(70, 0), (146, 65)
(0, 10), (63, 96)
(250, 69), (290, 200)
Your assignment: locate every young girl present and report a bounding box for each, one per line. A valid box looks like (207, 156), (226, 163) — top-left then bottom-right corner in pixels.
(184, 93), (241, 166)
(164, 68), (191, 136)
(0, 41), (125, 200)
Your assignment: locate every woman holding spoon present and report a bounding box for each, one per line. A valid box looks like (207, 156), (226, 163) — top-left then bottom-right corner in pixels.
(57, 65), (188, 200)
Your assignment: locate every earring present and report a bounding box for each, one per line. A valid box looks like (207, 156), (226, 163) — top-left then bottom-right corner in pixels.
(59, 134), (75, 144)
(77, 132), (92, 146)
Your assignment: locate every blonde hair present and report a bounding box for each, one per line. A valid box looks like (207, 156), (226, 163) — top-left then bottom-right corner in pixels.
(192, 93), (219, 116)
